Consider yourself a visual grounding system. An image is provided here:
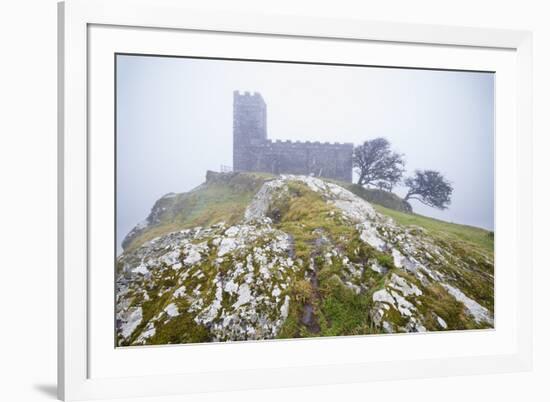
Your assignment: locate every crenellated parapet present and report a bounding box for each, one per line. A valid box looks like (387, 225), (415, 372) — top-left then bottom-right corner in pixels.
(266, 139), (354, 148)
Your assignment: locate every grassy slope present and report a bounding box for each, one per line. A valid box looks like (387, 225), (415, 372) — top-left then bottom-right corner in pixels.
(120, 173), (494, 343)
(126, 171), (493, 258)
(345, 184), (412, 213)
(124, 172), (271, 252)
(372, 204), (494, 313)
(372, 204), (493, 255)
(328, 176), (493, 256)
(266, 181), (493, 338)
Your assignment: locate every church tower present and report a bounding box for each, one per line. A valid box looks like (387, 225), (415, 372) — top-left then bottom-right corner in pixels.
(233, 91), (267, 172)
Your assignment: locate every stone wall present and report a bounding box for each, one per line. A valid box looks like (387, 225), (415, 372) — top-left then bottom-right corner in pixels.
(245, 140), (353, 182)
(233, 91), (353, 182)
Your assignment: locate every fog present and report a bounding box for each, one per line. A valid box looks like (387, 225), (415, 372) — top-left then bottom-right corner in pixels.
(116, 55), (494, 253)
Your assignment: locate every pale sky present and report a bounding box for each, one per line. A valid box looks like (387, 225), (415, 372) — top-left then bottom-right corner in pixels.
(116, 54), (494, 252)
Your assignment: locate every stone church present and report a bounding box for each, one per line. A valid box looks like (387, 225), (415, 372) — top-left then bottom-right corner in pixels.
(232, 91), (353, 182)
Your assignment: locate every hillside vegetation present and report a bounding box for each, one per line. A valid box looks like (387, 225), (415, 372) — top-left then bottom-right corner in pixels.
(372, 204), (494, 254)
(121, 171), (270, 252)
(345, 184), (413, 213)
(116, 171), (494, 346)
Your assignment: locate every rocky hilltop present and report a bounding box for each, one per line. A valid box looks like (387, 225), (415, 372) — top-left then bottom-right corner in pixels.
(116, 172), (494, 346)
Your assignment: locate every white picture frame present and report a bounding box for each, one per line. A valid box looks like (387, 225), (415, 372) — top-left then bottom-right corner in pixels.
(58, 0), (533, 400)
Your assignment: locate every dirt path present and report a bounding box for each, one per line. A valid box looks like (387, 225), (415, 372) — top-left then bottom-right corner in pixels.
(301, 267), (321, 333)
(301, 232), (327, 334)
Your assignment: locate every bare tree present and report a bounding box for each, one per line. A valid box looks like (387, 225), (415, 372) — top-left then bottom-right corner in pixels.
(353, 138), (405, 190)
(404, 170), (453, 210)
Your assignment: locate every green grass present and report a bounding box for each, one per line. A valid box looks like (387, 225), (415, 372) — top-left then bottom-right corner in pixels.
(147, 297), (211, 345)
(372, 204), (494, 255)
(271, 182), (389, 337)
(273, 182), (354, 261)
(127, 171), (493, 258)
(417, 282), (480, 330)
(325, 177), (493, 257)
(318, 275), (371, 336)
(124, 172), (270, 251)
(345, 184), (412, 213)
(370, 203), (494, 313)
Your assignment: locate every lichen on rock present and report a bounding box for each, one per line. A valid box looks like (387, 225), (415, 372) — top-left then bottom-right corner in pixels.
(116, 173), (494, 345)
